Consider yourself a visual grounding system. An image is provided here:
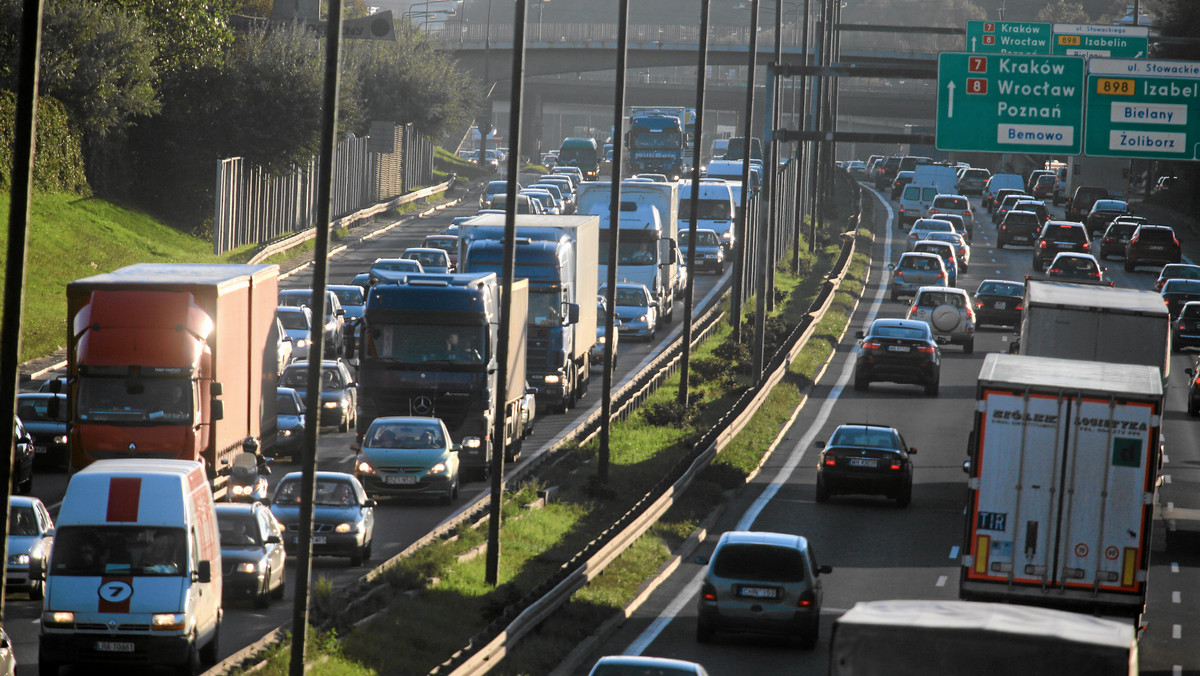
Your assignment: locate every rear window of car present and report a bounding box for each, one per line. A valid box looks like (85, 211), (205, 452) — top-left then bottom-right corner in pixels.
(1180, 304), (1200, 319)
(872, 324), (930, 340)
(713, 544), (806, 582)
(1005, 212), (1039, 226)
(1043, 224), (1085, 240)
(977, 282), (1022, 296)
(1165, 280), (1200, 293)
(1093, 200), (1127, 211)
(1136, 227), (1176, 243)
(915, 290), (966, 307)
(830, 427), (899, 449)
(933, 197), (968, 210)
(965, 169), (989, 179)
(914, 243), (953, 260)
(899, 255), (941, 271)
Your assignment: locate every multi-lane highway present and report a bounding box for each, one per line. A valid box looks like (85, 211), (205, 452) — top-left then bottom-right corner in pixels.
(571, 184), (1200, 675)
(3, 178), (728, 674)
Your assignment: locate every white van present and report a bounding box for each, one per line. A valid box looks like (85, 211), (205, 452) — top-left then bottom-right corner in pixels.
(679, 180), (738, 251)
(912, 164), (959, 196)
(897, 184), (939, 230)
(982, 172), (1025, 212)
(40, 459), (222, 673)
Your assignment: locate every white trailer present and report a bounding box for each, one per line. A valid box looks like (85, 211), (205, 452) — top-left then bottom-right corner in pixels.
(961, 353), (1163, 622)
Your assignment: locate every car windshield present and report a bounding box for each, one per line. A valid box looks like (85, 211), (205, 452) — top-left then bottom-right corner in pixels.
(404, 251), (447, 268)
(679, 231), (720, 247)
(977, 282), (1022, 296)
(365, 323), (487, 364)
(16, 396), (66, 422)
(830, 427), (898, 449)
(278, 310), (309, 330)
(76, 376), (193, 424)
(277, 392), (302, 415)
(51, 526), (186, 577)
(713, 543), (805, 582)
(365, 421), (445, 449)
(8, 505), (39, 536)
(614, 288), (649, 307)
(331, 287), (363, 307)
(281, 366), (343, 391)
(218, 512), (263, 546)
(679, 198), (733, 221)
(275, 478), (359, 507)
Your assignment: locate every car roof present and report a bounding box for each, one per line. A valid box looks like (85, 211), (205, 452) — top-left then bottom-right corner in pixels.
(871, 317), (932, 331)
(214, 502), (258, 515)
(717, 530), (809, 551)
(8, 495), (41, 508)
(900, 251), (941, 260)
(404, 247), (446, 255)
(1050, 253), (1097, 262)
(976, 278), (1023, 289)
(915, 285), (968, 295)
(832, 423), (897, 433)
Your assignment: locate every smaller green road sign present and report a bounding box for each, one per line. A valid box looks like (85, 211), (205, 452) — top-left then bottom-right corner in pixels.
(1052, 24), (1149, 59)
(1085, 58), (1200, 159)
(966, 21), (1052, 55)
(937, 52), (1085, 154)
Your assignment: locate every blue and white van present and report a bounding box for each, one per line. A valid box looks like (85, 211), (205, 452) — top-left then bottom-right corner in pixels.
(39, 459), (222, 674)
(679, 179), (738, 252)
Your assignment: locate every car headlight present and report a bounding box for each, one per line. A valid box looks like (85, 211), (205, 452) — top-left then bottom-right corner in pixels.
(8, 553), (30, 566)
(54, 435), (68, 444)
(356, 456), (375, 474)
(335, 522), (357, 534)
(232, 484), (251, 495)
(296, 339), (308, 348)
(636, 314), (648, 323)
(428, 462), (448, 475)
(323, 401), (339, 409)
(597, 335), (606, 345)
(43, 611), (74, 628)
(236, 562), (258, 574)
(151, 613), (186, 631)
(463, 437), (482, 449)
(544, 374), (560, 384)
(279, 429), (293, 438)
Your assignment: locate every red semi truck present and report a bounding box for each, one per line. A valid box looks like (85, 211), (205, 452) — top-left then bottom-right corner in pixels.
(65, 264), (280, 484)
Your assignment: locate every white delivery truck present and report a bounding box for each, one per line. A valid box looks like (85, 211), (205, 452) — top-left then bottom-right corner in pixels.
(679, 179), (738, 251)
(577, 180), (681, 322)
(40, 459), (223, 674)
(961, 354), (1162, 623)
(912, 163), (960, 196)
(829, 599), (1138, 675)
(1018, 280), (1171, 379)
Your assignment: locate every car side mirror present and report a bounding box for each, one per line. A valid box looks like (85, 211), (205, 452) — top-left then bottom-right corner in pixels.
(452, 444), (462, 453)
(282, 335), (292, 343)
(854, 330), (865, 339)
(694, 554), (709, 565)
(566, 303), (580, 324)
(211, 401), (224, 421)
(908, 447), (918, 455)
(818, 565), (833, 575)
(962, 460), (972, 474)
(886, 263), (896, 271)
(363, 499), (377, 508)
(266, 534), (281, 544)
(210, 382), (223, 397)
(196, 560), (213, 584)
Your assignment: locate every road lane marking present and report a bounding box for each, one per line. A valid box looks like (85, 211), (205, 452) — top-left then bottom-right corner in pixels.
(1174, 667), (1182, 676)
(1164, 474), (1172, 484)
(1173, 562), (1180, 573)
(936, 575), (947, 587)
(340, 452), (357, 464)
(1173, 624), (1181, 639)
(1168, 501), (1174, 510)
(949, 546), (960, 559)
(624, 187), (897, 656)
(1173, 591), (1181, 603)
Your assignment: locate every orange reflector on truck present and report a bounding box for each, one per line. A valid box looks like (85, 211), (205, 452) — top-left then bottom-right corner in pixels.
(1122, 548), (1137, 587)
(974, 535), (990, 575)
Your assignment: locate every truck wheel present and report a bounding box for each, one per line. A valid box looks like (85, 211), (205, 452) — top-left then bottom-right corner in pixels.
(199, 618), (220, 665)
(1189, 397), (1198, 417)
(178, 637), (200, 675)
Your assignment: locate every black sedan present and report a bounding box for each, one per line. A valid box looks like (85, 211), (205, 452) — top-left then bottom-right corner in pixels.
(972, 279), (1024, 328)
(814, 424), (916, 507)
(9, 417), (35, 494)
(15, 393), (69, 471)
(215, 502), (287, 608)
(1084, 199), (1130, 237)
(275, 387), (306, 462)
(280, 359), (357, 431)
(1161, 279), (1200, 320)
(852, 318), (941, 396)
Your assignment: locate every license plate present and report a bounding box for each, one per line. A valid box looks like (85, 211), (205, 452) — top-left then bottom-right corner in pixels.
(95, 641), (135, 653)
(385, 475), (417, 485)
(887, 345), (911, 352)
(1148, 245), (1164, 251)
(1013, 236), (1029, 242)
(33, 445), (46, 454)
(312, 535), (326, 544)
(848, 457), (878, 467)
(994, 301), (1007, 309)
(738, 586), (779, 599)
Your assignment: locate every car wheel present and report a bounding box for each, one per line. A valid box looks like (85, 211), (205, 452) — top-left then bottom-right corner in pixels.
(350, 548), (363, 567)
(1125, 259), (1135, 272)
(254, 572), (271, 609)
(1189, 397), (1199, 417)
(200, 618), (221, 666)
(799, 618), (820, 650)
(853, 370), (869, 392)
(362, 539), (372, 562)
(272, 571), (286, 599)
(964, 336), (974, 354)
(338, 413), (349, 433)
(696, 619), (715, 644)
(29, 575), (44, 600)
(895, 479), (913, 508)
(815, 474), (830, 503)
(925, 379), (939, 397)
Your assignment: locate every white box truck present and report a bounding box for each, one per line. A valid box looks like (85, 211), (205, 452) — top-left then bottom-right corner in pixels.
(1019, 280), (1171, 379)
(961, 353), (1163, 623)
(829, 599), (1138, 675)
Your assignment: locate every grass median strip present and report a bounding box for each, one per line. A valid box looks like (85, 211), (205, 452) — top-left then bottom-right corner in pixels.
(232, 218), (873, 675)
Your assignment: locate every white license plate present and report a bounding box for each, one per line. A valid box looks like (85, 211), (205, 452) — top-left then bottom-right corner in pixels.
(385, 475), (417, 485)
(95, 641), (135, 653)
(994, 301), (1007, 309)
(848, 458), (878, 467)
(887, 345), (911, 352)
(1013, 236), (1030, 242)
(33, 445), (46, 454)
(312, 535), (326, 544)
(738, 586), (779, 599)
(1148, 245), (1164, 251)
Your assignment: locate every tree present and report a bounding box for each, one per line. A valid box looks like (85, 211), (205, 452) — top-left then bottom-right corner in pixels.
(102, 0), (237, 73)
(1036, 1), (1091, 23)
(1155, 0), (1200, 60)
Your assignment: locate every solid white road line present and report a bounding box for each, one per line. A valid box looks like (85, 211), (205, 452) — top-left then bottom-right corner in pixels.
(623, 188), (897, 656)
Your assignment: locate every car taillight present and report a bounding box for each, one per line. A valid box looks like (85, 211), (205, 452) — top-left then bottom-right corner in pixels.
(1174, 235), (1181, 247)
(1131, 234), (1140, 244)
(974, 300), (984, 309)
(1082, 241), (1090, 251)
(1038, 240), (1047, 248)
(937, 271), (945, 279)
(910, 305), (918, 315)
(917, 345), (937, 354)
(960, 210), (971, 217)
(1049, 267), (1061, 275)
(798, 589), (816, 608)
(1180, 323), (1186, 331)
(823, 451), (837, 467)
(862, 340), (882, 350)
(701, 581), (717, 602)
(889, 460), (902, 471)
(1016, 303), (1023, 311)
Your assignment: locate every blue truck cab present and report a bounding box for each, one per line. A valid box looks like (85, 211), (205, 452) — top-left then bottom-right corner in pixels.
(627, 113), (687, 180)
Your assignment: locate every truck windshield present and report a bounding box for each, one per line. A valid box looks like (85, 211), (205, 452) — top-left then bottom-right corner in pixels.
(630, 129), (681, 149)
(599, 232), (658, 266)
(52, 526), (187, 577)
(529, 289), (566, 327)
(679, 198), (732, 221)
(558, 149), (596, 166)
(368, 324), (487, 365)
(76, 376), (194, 424)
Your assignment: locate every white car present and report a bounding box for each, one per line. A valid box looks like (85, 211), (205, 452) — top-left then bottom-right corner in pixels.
(905, 286), (976, 353)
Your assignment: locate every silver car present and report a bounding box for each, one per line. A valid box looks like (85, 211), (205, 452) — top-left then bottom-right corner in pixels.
(906, 286), (976, 353)
(696, 531), (831, 648)
(888, 252), (948, 301)
(6, 496), (54, 599)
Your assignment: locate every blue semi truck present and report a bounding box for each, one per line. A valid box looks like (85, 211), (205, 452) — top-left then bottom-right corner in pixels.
(354, 272), (528, 478)
(626, 107), (691, 180)
(457, 214), (600, 413)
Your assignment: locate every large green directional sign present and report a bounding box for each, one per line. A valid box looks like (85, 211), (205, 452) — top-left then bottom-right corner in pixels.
(937, 53), (1085, 154)
(966, 20), (1051, 55)
(1052, 24), (1149, 59)
(1085, 58), (1200, 159)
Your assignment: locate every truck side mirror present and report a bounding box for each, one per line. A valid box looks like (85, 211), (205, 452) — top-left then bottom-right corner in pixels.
(211, 400), (224, 421)
(210, 382), (223, 397)
(196, 560), (212, 584)
(566, 303), (580, 324)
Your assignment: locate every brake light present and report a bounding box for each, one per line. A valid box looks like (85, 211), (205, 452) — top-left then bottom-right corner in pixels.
(824, 451), (837, 467)
(937, 272), (945, 279)
(890, 460), (902, 470)
(1015, 304), (1023, 311)
(1038, 240), (1047, 248)
(895, 270), (904, 279)
(961, 210), (971, 217)
(974, 301), (984, 309)
(1082, 241), (1090, 251)
(917, 345), (937, 354)
(1049, 268), (1061, 275)
(862, 340), (882, 350)
(910, 305), (918, 315)
(798, 590), (816, 608)
(1180, 323), (1186, 331)
(701, 582), (717, 602)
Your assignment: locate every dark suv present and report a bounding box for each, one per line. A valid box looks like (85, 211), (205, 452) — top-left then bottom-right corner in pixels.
(1126, 224), (1182, 272)
(997, 210), (1042, 248)
(1065, 185), (1110, 222)
(1032, 221), (1090, 270)
(1097, 217), (1145, 259)
(874, 155), (903, 190)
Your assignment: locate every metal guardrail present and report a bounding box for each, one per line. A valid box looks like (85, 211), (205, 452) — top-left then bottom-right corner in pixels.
(436, 230), (859, 676)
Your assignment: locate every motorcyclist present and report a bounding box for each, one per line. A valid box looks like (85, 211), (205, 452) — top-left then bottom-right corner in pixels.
(242, 436), (270, 474)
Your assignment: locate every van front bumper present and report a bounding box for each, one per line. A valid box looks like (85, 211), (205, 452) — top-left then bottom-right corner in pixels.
(39, 631), (192, 666)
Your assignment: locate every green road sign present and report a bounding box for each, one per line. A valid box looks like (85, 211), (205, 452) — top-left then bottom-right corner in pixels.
(966, 20), (1051, 55)
(1084, 58), (1200, 159)
(937, 52), (1085, 154)
(1052, 24), (1149, 59)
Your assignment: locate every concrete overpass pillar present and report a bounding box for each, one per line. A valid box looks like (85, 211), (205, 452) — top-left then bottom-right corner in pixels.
(522, 91), (544, 160)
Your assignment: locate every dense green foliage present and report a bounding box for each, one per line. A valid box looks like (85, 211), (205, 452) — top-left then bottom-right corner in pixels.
(0, 92), (89, 194)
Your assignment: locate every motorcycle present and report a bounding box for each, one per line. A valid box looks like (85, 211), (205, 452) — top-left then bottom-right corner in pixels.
(226, 451), (270, 502)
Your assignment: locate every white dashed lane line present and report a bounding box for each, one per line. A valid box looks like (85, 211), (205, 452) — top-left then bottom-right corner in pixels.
(936, 576), (948, 587)
(1173, 591), (1181, 604)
